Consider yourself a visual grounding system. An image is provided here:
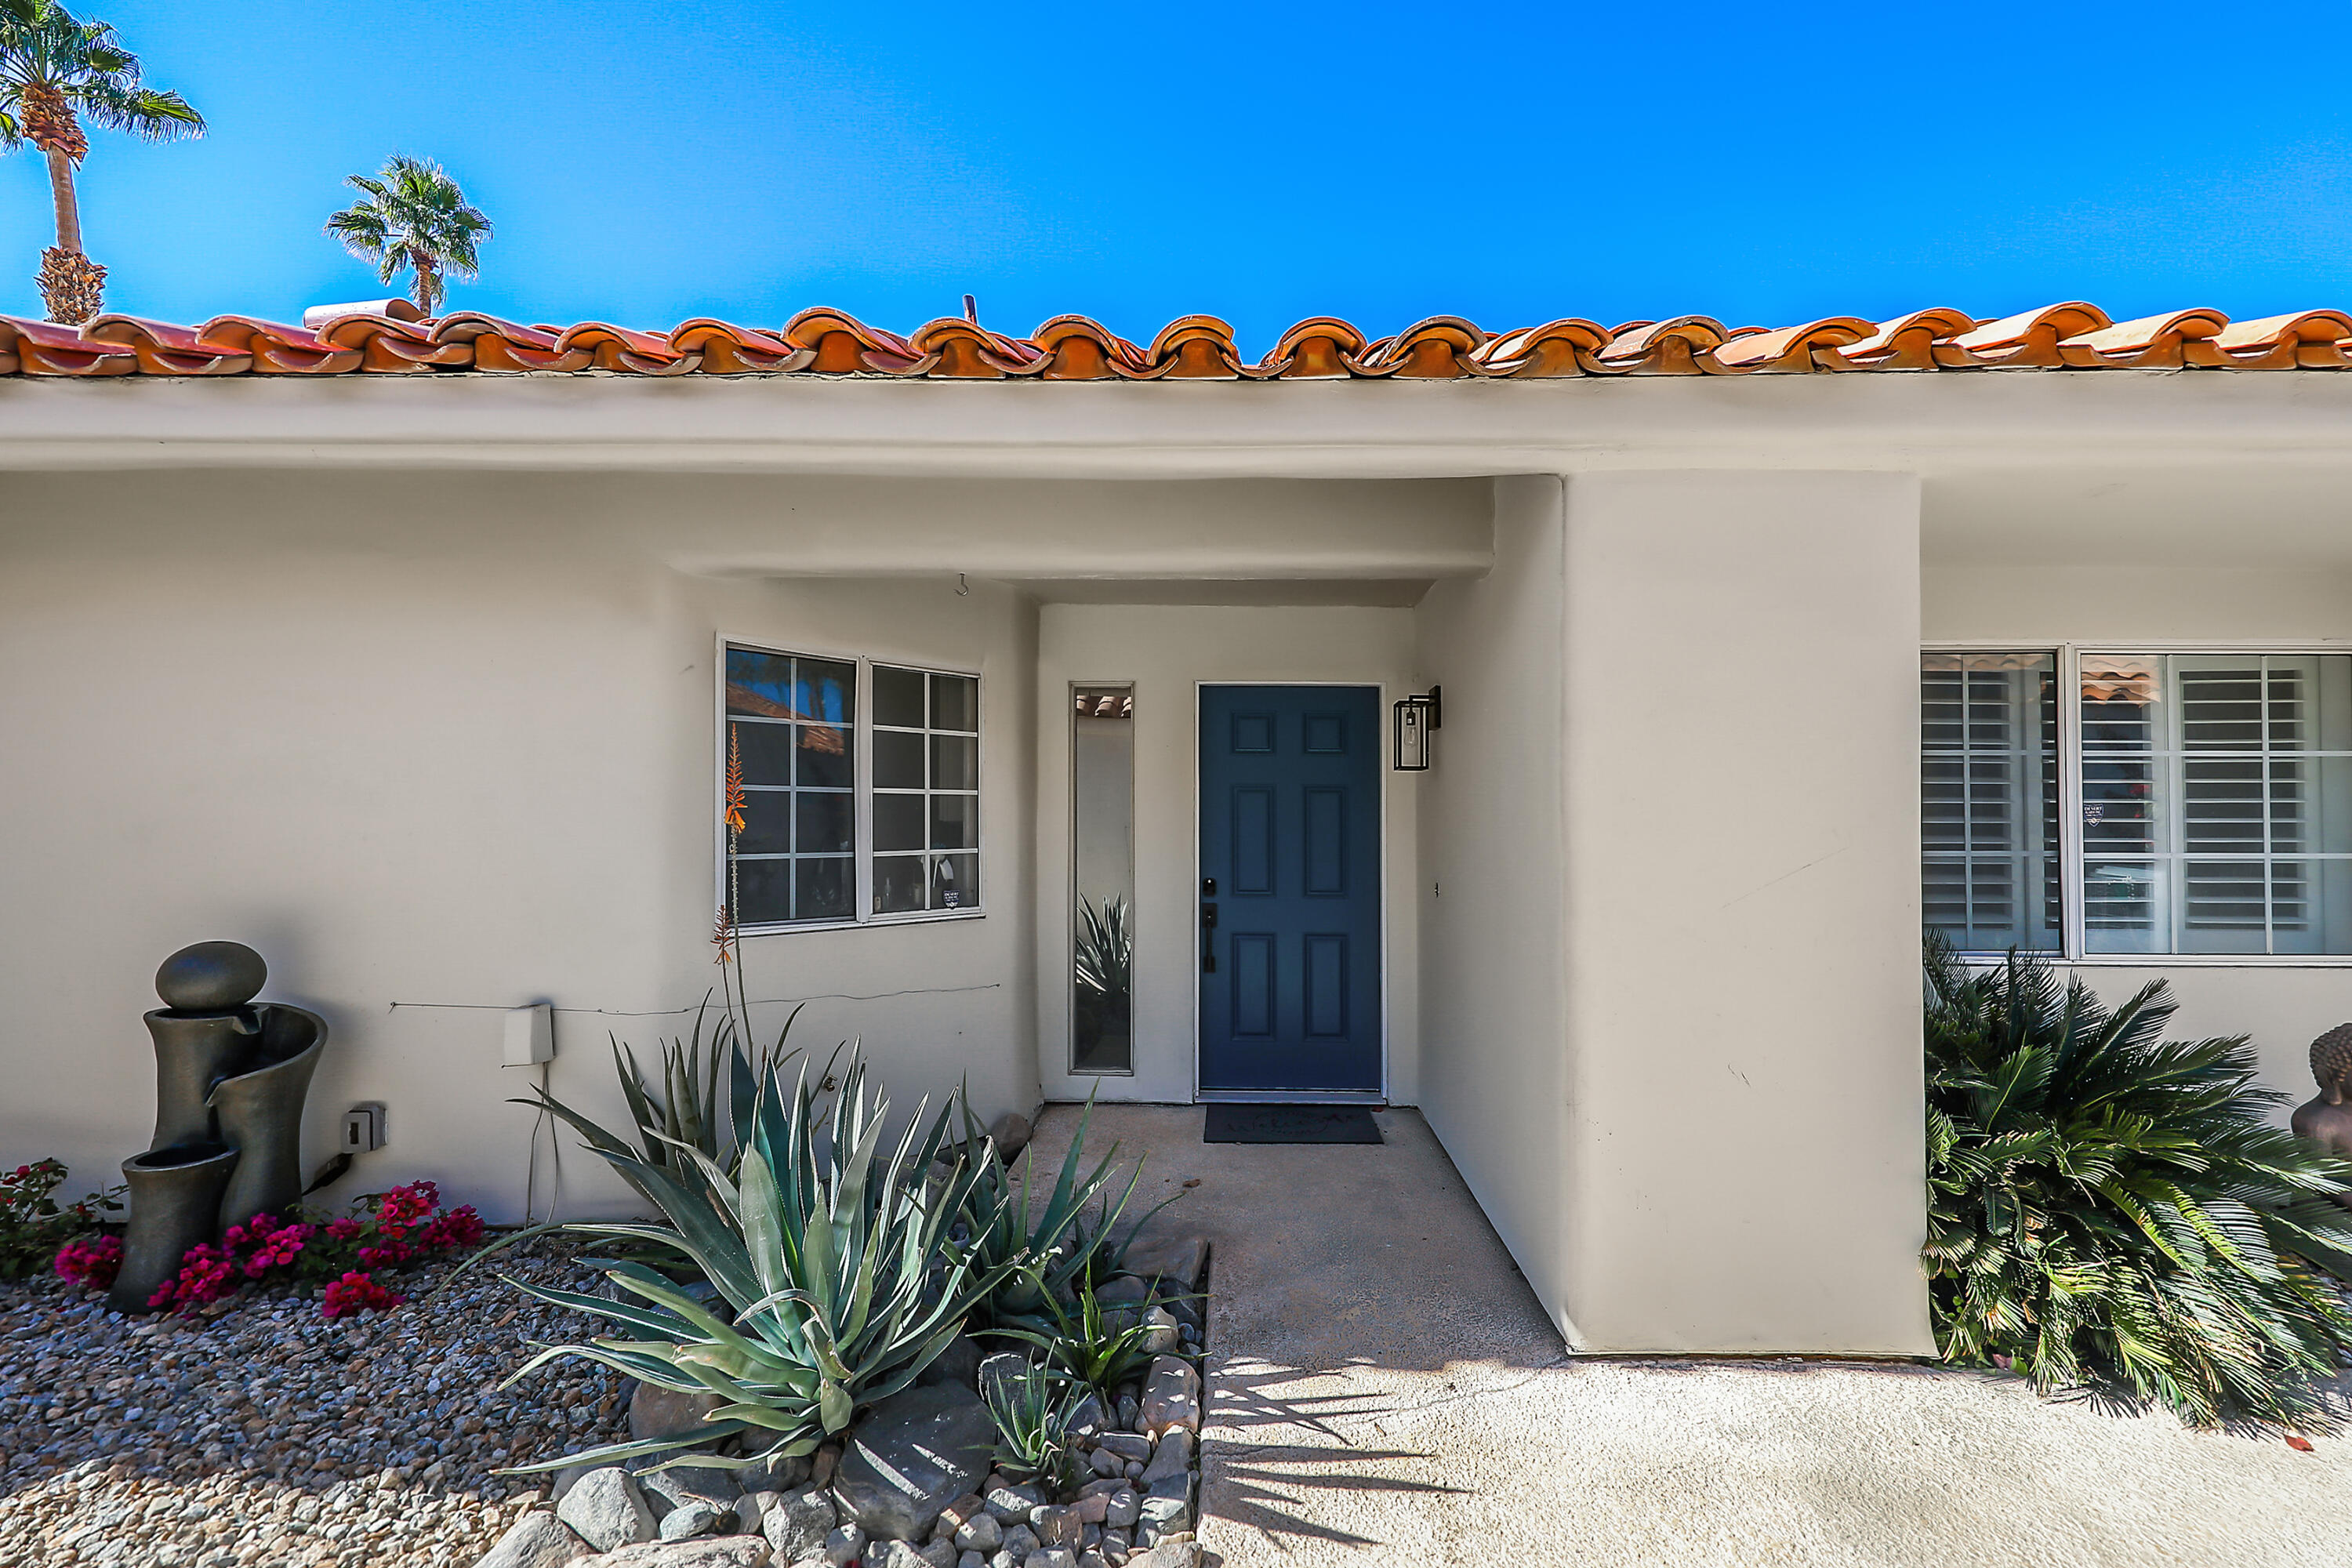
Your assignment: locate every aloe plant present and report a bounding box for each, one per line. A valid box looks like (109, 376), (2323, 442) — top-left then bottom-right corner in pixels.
(979, 1357), (1092, 1494)
(957, 1095), (1177, 1333)
(496, 1054), (1016, 1472)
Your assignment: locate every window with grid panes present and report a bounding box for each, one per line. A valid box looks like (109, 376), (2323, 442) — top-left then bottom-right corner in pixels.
(1921, 652), (2060, 952)
(872, 664), (981, 915)
(2082, 653), (2352, 956)
(724, 648), (856, 926)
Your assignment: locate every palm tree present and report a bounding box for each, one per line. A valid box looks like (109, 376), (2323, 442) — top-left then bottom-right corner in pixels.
(0, 0), (203, 324)
(325, 155), (491, 318)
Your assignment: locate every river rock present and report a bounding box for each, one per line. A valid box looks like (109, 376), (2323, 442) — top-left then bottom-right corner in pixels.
(1102, 1490), (1138, 1530)
(918, 1333), (985, 1391)
(1139, 1359), (1200, 1436)
(825, 1523), (866, 1566)
(1120, 1235), (1207, 1291)
(557, 1466), (658, 1552)
(1139, 1430), (1192, 1494)
(1094, 1432), (1149, 1465)
(630, 1383), (727, 1442)
(761, 1487), (837, 1560)
(989, 1110), (1033, 1160)
(1133, 1544), (1203, 1568)
(834, 1382), (996, 1541)
(474, 1508), (590, 1568)
(984, 1482), (1047, 1523)
(1029, 1504), (1082, 1549)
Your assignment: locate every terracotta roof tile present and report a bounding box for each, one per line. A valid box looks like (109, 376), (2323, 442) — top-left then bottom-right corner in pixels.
(0, 302), (2346, 382)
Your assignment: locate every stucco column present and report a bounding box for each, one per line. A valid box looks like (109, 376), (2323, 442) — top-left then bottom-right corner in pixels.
(1558, 470), (1933, 1355)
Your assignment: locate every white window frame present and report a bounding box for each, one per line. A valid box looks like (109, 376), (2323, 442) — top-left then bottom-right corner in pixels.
(1928, 641), (2352, 967)
(717, 637), (985, 936)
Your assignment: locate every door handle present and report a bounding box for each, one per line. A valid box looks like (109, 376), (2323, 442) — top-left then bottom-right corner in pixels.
(1201, 902), (1218, 972)
(1200, 903), (1217, 928)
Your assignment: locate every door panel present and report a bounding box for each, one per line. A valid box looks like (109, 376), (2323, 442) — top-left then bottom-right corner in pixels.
(1199, 685), (1382, 1094)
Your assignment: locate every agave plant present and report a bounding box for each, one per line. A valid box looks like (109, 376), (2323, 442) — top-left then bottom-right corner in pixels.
(1074, 896), (1131, 1019)
(978, 1356), (1093, 1494)
(956, 1095), (1176, 1333)
(497, 1054), (1017, 1472)
(1923, 933), (2352, 1428)
(988, 1277), (1173, 1394)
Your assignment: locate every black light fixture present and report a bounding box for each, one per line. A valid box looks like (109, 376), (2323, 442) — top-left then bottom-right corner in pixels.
(1393, 687), (1441, 771)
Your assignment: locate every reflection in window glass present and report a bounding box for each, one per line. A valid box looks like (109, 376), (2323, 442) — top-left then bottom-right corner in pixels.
(1921, 652), (2060, 952)
(2083, 653), (2352, 955)
(873, 664), (982, 914)
(1073, 685), (1135, 1073)
(725, 647), (855, 925)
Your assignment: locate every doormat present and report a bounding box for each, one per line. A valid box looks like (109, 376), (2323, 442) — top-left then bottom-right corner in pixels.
(1203, 1104), (1382, 1145)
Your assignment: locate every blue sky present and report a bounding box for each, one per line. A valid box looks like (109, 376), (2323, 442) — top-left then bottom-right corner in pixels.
(7, 0), (2351, 350)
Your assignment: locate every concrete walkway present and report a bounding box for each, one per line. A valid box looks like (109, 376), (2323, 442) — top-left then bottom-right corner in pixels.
(1029, 1103), (2352, 1568)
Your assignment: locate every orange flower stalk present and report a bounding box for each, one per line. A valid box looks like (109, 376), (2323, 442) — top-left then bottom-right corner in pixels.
(724, 725), (748, 837)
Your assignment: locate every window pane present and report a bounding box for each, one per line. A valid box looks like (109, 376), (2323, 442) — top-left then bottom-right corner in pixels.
(796, 724), (851, 788)
(799, 659), (855, 727)
(933, 853), (978, 911)
(873, 793), (925, 853)
(931, 735), (978, 791)
(732, 721), (796, 786)
(735, 793), (793, 855)
(874, 855), (926, 914)
(931, 673), (978, 732)
(875, 666), (925, 729)
(874, 731), (924, 791)
(1921, 652), (2060, 951)
(2080, 653), (2352, 955)
(796, 858), (852, 921)
(725, 648), (796, 718)
(733, 859), (791, 925)
(796, 792), (853, 855)
(931, 794), (978, 851)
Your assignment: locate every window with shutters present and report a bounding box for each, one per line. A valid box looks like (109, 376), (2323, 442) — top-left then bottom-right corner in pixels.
(1921, 653), (2060, 953)
(1924, 648), (2352, 960)
(720, 642), (983, 933)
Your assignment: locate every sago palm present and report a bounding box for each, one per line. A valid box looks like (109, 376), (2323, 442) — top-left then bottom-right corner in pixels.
(324, 154), (491, 317)
(0, 0), (203, 324)
(1922, 933), (2352, 1427)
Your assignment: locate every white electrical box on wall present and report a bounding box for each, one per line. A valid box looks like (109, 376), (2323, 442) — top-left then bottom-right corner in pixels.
(502, 1002), (554, 1067)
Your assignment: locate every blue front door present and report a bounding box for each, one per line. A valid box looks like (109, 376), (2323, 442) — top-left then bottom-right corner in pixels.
(1198, 685), (1383, 1094)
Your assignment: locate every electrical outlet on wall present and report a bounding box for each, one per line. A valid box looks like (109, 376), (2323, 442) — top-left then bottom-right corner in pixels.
(340, 1102), (387, 1153)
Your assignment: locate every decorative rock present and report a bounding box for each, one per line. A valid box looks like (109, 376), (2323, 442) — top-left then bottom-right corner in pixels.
(960, 1554), (989, 1568)
(1087, 1446), (1125, 1478)
(1133, 1545), (1203, 1568)
(811, 1444), (841, 1488)
(1120, 1235), (1207, 1291)
(919, 1334), (984, 1390)
(825, 1523), (866, 1566)
(923, 1542), (960, 1568)
(1138, 1431), (1191, 1494)
(755, 1449), (816, 1490)
(736, 1491), (782, 1532)
(1115, 1396), (1142, 1430)
(764, 1489), (839, 1562)
(1139, 1359), (1200, 1437)
(834, 1382), (997, 1541)
(976, 1352), (1030, 1409)
(1138, 1309), (1181, 1356)
(1135, 1497), (1191, 1544)
(985, 1483), (1047, 1523)
(474, 1508), (590, 1568)
(1070, 1492), (1109, 1526)
(665, 1501), (727, 1540)
(1000, 1523), (1043, 1559)
(988, 1553), (1019, 1568)
(154, 940), (267, 1012)
(1069, 1391), (1106, 1436)
(1093, 1433), (1149, 1465)
(866, 1541), (935, 1568)
(640, 1465), (742, 1525)
(1023, 1551), (1077, 1568)
(1102, 1490), (1139, 1530)
(1029, 1504), (1083, 1549)
(631, 1383), (727, 1442)
(989, 1110), (1033, 1161)
(593, 1537), (776, 1567)
(1079, 1554), (1111, 1568)
(557, 1466), (659, 1552)
(953, 1508), (1004, 1552)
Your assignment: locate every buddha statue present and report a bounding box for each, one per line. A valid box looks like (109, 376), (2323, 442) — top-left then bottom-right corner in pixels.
(2290, 1022), (2352, 1210)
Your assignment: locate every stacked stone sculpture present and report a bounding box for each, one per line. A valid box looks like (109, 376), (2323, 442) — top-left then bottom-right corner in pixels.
(111, 942), (328, 1312)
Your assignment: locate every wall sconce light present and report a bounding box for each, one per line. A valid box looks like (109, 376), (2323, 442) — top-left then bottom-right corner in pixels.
(1393, 687), (1441, 771)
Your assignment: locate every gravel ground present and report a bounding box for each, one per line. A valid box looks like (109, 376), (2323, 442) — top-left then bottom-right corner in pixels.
(0, 1237), (628, 1568)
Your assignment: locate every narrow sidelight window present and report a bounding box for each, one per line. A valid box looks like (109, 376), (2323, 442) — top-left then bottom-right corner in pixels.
(873, 664), (982, 915)
(1072, 685), (1135, 1073)
(1922, 652), (2060, 953)
(724, 647), (856, 925)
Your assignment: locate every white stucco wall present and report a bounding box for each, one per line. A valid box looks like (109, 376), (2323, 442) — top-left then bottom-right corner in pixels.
(1412, 476), (1570, 1327)
(1923, 550), (2352, 1114)
(1033, 605), (1422, 1106)
(0, 470), (1051, 1221)
(1557, 471), (1933, 1355)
